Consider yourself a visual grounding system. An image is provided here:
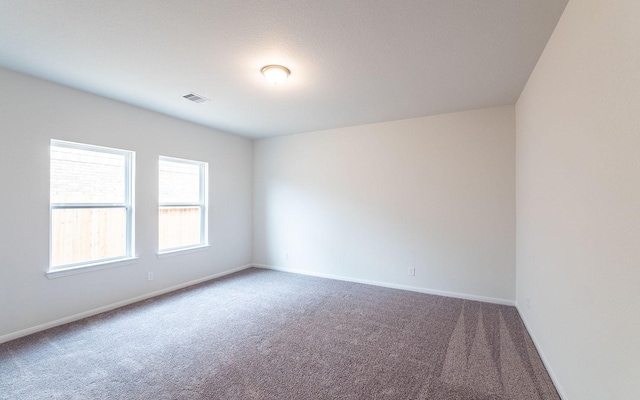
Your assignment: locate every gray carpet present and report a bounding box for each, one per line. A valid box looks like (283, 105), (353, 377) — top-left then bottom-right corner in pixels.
(0, 268), (559, 399)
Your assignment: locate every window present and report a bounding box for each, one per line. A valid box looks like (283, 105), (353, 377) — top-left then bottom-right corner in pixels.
(50, 140), (135, 271)
(158, 156), (208, 253)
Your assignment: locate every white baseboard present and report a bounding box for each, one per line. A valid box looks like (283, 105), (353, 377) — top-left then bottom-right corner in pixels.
(515, 303), (567, 400)
(253, 264), (515, 306)
(0, 264), (252, 345)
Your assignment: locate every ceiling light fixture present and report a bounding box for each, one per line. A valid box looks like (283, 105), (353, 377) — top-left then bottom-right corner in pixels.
(261, 65), (290, 85)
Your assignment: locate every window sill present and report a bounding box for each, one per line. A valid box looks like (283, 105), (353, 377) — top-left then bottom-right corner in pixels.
(46, 257), (139, 279)
(157, 245), (210, 259)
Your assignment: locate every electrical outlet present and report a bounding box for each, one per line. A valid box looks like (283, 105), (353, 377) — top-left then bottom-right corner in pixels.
(147, 272), (154, 281)
(408, 267), (415, 276)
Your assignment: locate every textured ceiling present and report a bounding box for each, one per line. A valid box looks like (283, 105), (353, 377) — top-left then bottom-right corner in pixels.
(0, 1), (567, 139)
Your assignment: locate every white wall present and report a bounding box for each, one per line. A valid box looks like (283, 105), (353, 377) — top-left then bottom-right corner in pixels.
(516, 1), (640, 398)
(0, 68), (253, 341)
(254, 106), (515, 302)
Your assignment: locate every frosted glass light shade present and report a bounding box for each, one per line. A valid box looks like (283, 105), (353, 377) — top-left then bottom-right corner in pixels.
(261, 65), (290, 85)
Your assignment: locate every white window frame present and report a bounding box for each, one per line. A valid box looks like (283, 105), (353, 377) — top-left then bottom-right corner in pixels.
(48, 140), (136, 277)
(158, 156), (208, 255)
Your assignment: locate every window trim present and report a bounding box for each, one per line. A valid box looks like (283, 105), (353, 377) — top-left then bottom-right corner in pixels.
(46, 256), (139, 279)
(49, 140), (135, 271)
(157, 155), (208, 254)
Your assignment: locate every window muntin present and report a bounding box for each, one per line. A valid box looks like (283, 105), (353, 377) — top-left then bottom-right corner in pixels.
(158, 157), (208, 252)
(50, 140), (134, 269)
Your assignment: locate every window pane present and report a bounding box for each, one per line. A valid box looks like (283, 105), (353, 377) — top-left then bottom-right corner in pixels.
(159, 160), (200, 203)
(159, 207), (201, 250)
(51, 146), (125, 204)
(51, 208), (126, 268)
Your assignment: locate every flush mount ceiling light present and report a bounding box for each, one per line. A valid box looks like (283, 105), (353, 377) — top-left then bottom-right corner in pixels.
(261, 65), (290, 85)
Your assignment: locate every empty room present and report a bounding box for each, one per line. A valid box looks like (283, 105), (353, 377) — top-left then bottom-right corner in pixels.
(0, 1), (638, 399)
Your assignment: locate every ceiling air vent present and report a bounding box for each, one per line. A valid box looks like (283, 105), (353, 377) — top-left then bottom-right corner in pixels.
(182, 93), (210, 103)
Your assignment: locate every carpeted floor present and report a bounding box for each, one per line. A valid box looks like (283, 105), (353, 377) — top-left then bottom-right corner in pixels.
(0, 268), (559, 399)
